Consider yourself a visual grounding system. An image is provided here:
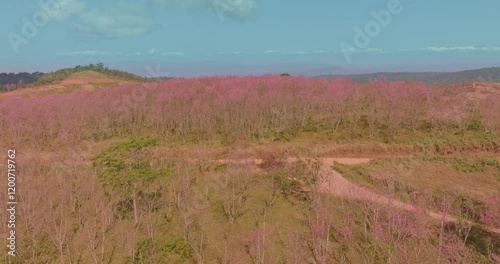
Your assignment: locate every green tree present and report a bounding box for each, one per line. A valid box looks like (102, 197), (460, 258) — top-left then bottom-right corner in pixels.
(92, 136), (171, 223)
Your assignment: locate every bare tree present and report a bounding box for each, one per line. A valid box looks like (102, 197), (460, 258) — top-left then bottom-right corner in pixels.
(219, 169), (252, 224)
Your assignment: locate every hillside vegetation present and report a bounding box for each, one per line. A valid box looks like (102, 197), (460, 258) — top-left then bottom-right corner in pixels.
(0, 64), (146, 93)
(2, 76), (498, 150)
(0, 72), (44, 91)
(33, 63), (145, 86)
(0, 70), (142, 99)
(0, 75), (499, 263)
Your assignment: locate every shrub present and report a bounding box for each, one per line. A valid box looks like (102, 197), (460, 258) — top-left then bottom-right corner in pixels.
(92, 136), (172, 222)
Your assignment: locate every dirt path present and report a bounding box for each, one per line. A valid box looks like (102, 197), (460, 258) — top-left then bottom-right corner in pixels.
(216, 157), (373, 166)
(318, 162), (500, 234)
(218, 157), (500, 235)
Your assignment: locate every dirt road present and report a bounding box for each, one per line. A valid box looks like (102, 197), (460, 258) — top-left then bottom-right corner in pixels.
(218, 157), (500, 235)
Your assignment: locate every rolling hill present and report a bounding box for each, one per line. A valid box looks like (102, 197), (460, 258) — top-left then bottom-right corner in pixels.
(315, 67), (500, 84)
(1, 73), (499, 263)
(0, 70), (140, 99)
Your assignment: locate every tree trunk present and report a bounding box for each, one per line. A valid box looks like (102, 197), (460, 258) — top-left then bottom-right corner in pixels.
(133, 184), (138, 223)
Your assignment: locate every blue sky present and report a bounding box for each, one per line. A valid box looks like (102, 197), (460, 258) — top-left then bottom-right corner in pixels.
(1, 0), (500, 76)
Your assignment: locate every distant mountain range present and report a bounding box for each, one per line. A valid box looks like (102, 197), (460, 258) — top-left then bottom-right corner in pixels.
(2, 66), (500, 92)
(314, 67), (500, 84)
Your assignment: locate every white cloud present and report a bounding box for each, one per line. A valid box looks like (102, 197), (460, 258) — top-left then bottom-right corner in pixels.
(55, 50), (111, 56)
(286, 51), (308, 55)
(421, 46), (478, 52)
(365, 48), (385, 53)
(217, 50), (344, 56)
(152, 0), (255, 20)
(70, 3), (153, 40)
(55, 49), (184, 57)
(338, 47), (359, 54)
(404, 46), (497, 52)
(149, 49), (160, 55)
(149, 49), (184, 56)
(208, 48), (400, 57)
(51, 0), (87, 21)
(161, 51), (184, 56)
(214, 46), (500, 58)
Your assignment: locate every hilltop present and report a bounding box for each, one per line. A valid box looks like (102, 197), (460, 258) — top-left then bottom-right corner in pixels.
(0, 70), (140, 99)
(33, 64), (144, 85)
(0, 64), (148, 93)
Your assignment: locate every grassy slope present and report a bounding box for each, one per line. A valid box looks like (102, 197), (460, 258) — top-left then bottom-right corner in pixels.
(0, 71), (139, 100)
